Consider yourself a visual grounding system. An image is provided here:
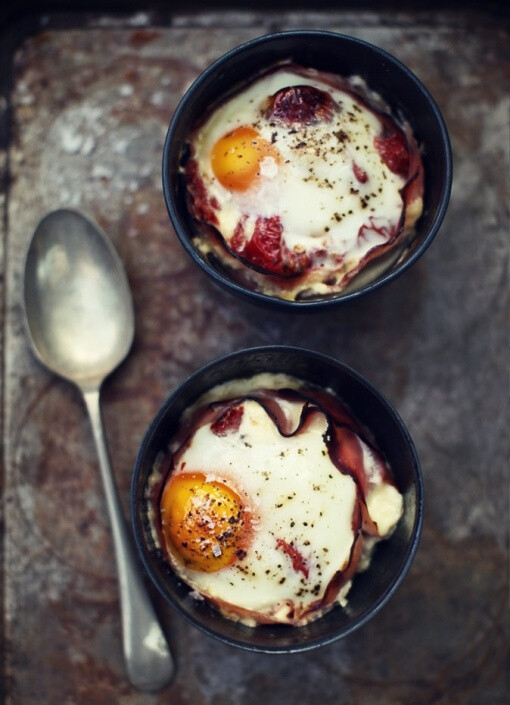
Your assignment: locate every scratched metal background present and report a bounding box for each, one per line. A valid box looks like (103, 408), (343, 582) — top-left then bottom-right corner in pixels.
(1, 5), (509, 704)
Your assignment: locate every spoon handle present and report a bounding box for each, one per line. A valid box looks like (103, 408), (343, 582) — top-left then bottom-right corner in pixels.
(82, 388), (174, 691)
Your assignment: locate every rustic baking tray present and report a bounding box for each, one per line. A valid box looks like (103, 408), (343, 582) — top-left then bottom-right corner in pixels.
(1, 2), (509, 704)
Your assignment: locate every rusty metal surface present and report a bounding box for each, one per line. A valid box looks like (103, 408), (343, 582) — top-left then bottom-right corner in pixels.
(1, 8), (509, 704)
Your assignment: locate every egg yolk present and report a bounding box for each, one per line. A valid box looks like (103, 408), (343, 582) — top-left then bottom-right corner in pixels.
(160, 472), (246, 572)
(211, 126), (280, 191)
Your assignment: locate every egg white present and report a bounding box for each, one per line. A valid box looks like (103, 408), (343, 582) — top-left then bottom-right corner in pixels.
(167, 398), (357, 621)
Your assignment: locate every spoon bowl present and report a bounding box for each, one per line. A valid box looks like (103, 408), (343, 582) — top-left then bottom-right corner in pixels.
(24, 209), (134, 386)
(23, 209), (174, 691)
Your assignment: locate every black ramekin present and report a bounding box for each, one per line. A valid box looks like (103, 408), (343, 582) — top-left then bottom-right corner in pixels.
(162, 30), (452, 310)
(131, 346), (424, 653)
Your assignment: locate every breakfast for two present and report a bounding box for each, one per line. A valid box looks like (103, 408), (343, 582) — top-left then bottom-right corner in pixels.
(184, 63), (424, 300)
(147, 374), (403, 627)
(146, 56), (425, 631)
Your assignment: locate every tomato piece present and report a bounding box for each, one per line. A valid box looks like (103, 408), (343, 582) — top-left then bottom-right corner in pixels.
(230, 215), (309, 276)
(374, 129), (410, 177)
(211, 406), (244, 436)
(353, 161), (368, 183)
(243, 215), (284, 273)
(185, 158), (220, 225)
(266, 85), (336, 125)
(276, 538), (309, 578)
(231, 214), (248, 253)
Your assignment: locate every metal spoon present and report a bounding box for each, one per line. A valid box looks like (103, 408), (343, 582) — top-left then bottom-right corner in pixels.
(23, 209), (174, 691)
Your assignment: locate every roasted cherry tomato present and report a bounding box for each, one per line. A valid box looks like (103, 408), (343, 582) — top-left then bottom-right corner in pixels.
(374, 128), (410, 177)
(266, 85), (336, 125)
(242, 215), (284, 273)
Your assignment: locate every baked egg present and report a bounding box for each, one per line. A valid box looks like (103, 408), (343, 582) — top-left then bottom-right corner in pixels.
(184, 64), (424, 300)
(150, 374), (403, 626)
